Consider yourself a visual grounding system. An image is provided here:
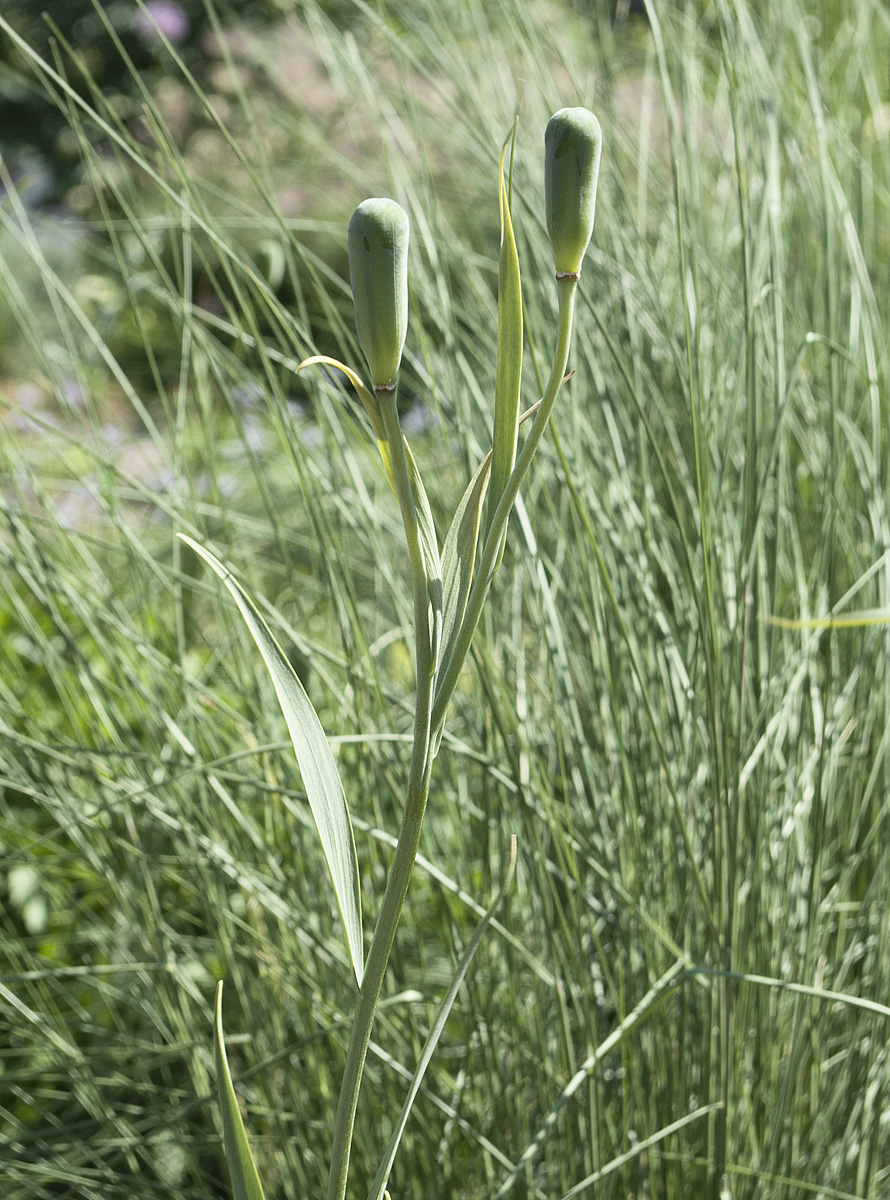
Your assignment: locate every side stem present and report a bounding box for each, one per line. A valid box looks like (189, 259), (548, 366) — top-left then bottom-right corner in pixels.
(326, 392), (436, 1200)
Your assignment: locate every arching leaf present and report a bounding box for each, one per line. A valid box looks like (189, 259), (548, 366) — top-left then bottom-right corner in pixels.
(181, 535), (364, 988)
(214, 982), (267, 1200)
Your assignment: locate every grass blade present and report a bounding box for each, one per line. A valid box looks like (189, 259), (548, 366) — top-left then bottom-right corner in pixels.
(403, 437), (443, 667)
(295, 354), (388, 447)
(761, 607), (890, 629)
(438, 452), (492, 693)
(180, 535), (364, 988)
(214, 982), (267, 1200)
(485, 124), (523, 550)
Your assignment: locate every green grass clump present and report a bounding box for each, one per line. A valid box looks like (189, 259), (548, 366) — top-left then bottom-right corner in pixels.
(2, 1), (890, 1198)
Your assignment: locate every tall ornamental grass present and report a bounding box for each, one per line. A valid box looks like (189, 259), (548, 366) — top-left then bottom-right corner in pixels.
(1, 1), (889, 1198)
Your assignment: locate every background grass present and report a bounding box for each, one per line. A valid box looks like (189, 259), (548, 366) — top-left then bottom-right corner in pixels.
(2, 1), (890, 1197)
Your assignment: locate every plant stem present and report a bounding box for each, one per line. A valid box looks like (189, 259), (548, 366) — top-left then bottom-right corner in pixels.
(431, 276), (578, 737)
(326, 392), (436, 1200)
(328, 275), (575, 1197)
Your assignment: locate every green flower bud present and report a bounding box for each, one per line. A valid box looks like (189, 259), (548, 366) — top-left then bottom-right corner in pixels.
(348, 198), (410, 392)
(544, 107), (602, 278)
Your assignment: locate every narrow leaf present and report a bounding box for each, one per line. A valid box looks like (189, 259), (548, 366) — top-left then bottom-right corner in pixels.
(435, 398), (542, 710)
(366, 837), (518, 1200)
(295, 356), (409, 500)
(438, 452), (492, 691)
(486, 125), (523, 545)
(761, 608), (890, 629)
(214, 982), (267, 1200)
(403, 438), (443, 670)
(180, 535), (364, 987)
(295, 354), (385, 444)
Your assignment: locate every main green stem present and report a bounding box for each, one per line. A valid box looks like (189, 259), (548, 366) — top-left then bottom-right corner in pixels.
(326, 391), (435, 1200)
(431, 277), (578, 737)
(327, 276), (577, 1200)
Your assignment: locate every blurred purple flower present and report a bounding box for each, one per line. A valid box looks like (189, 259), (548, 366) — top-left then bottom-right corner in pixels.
(133, 2), (190, 44)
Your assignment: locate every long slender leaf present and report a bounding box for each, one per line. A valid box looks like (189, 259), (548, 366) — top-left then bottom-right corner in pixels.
(437, 452), (492, 694)
(486, 124), (523, 546)
(434, 397), (543, 714)
(214, 981), (267, 1200)
(761, 607), (890, 628)
(366, 836), (518, 1200)
(180, 534), (364, 987)
(295, 353), (387, 447)
(403, 437), (443, 670)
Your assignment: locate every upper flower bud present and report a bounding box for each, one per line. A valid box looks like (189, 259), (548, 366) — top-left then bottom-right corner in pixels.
(348, 198), (410, 392)
(544, 108), (602, 278)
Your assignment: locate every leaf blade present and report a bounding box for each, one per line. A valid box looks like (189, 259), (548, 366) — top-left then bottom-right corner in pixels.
(402, 437), (443, 670)
(486, 124), (523, 544)
(181, 535), (364, 987)
(435, 400), (541, 713)
(295, 354), (386, 444)
(214, 982), (267, 1200)
(437, 452), (491, 695)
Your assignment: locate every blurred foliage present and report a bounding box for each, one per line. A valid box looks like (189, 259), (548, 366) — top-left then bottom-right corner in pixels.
(0, 0), (640, 205)
(0, 1), (294, 200)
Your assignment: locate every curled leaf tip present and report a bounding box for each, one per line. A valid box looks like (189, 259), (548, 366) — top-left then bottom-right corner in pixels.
(348, 198), (410, 392)
(544, 107), (603, 277)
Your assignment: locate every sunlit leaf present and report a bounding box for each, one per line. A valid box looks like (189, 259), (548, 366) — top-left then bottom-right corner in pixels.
(214, 982), (267, 1200)
(761, 608), (890, 629)
(403, 438), (443, 670)
(437, 452), (492, 695)
(295, 354), (386, 444)
(180, 535), (364, 987)
(486, 123), (523, 548)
